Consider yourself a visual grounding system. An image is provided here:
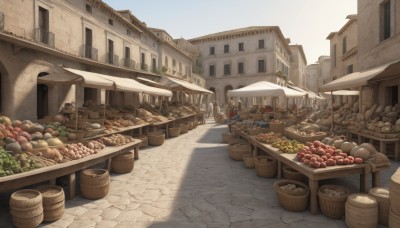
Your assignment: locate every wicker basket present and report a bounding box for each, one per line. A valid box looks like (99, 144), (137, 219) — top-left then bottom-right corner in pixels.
(318, 185), (350, 219)
(222, 132), (233, 143)
(369, 187), (390, 225)
(10, 189), (44, 227)
(147, 132), (165, 146)
(274, 179), (309, 212)
(228, 144), (251, 161)
(250, 113), (264, 121)
(390, 168), (400, 215)
(255, 156), (277, 178)
(36, 185), (65, 222)
(180, 124), (189, 134)
(111, 152), (134, 174)
(389, 208), (400, 228)
(242, 153), (255, 169)
(188, 122), (195, 130)
(282, 166), (306, 183)
(270, 122), (284, 134)
(247, 128), (265, 136)
(133, 135), (148, 148)
(169, 127), (181, 137)
(80, 169), (110, 200)
(345, 193), (378, 228)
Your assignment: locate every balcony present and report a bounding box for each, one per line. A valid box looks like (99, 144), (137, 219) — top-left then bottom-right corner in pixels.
(107, 53), (119, 66)
(82, 45), (98, 61)
(0, 12), (4, 31)
(140, 63), (148, 72)
(123, 58), (136, 69)
(34, 28), (55, 48)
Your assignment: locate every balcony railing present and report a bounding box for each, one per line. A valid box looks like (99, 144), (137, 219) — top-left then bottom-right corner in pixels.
(123, 58), (136, 69)
(34, 28), (55, 48)
(0, 12), (4, 31)
(140, 63), (148, 72)
(82, 45), (98, 61)
(107, 53), (119, 66)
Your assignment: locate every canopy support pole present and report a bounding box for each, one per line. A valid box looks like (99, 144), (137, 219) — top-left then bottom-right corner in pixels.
(330, 91), (334, 136)
(75, 84), (78, 131)
(103, 90), (109, 127)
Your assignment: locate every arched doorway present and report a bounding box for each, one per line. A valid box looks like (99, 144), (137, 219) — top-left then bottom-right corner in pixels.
(224, 85), (233, 105)
(37, 72), (49, 119)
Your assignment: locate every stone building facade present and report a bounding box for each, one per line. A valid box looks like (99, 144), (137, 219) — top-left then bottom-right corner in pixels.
(305, 56), (331, 93)
(289, 45), (307, 88)
(327, 15), (358, 82)
(0, 0), (201, 120)
(188, 26), (291, 106)
(357, 0), (400, 109)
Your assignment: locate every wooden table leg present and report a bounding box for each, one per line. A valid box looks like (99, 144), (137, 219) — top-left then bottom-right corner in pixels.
(134, 147), (139, 160)
(277, 161), (282, 179)
(395, 142), (399, 161)
(372, 171), (381, 188)
(68, 172), (76, 200)
(360, 173), (367, 192)
(165, 123), (169, 138)
(106, 159), (111, 171)
(309, 179), (319, 215)
(380, 142), (386, 155)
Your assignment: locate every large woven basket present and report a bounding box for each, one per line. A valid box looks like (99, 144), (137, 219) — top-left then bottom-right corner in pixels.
(169, 127), (180, 137)
(390, 168), (400, 215)
(369, 187), (390, 226)
(80, 169), (110, 200)
(36, 185), (65, 222)
(228, 144), (251, 161)
(10, 189), (44, 227)
(345, 193), (378, 228)
(222, 132), (233, 143)
(389, 208), (400, 228)
(180, 124), (189, 134)
(270, 122), (284, 134)
(255, 156), (277, 178)
(147, 131), (165, 146)
(318, 185), (350, 219)
(111, 152), (134, 174)
(282, 166), (306, 183)
(274, 179), (309, 212)
(133, 134), (148, 148)
(242, 153), (255, 169)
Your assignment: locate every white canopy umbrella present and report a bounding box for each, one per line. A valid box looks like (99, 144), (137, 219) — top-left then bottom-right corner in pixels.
(227, 81), (306, 98)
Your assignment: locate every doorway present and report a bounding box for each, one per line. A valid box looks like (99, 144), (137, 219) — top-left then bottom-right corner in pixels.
(37, 72), (49, 119)
(387, 85), (398, 106)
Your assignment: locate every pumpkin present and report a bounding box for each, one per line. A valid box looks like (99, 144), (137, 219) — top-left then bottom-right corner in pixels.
(43, 133), (53, 140)
(352, 148), (371, 160)
(31, 132), (43, 140)
(6, 142), (22, 154)
(18, 131), (32, 141)
(28, 124), (44, 133)
(340, 142), (355, 154)
(4, 137), (16, 144)
(21, 142), (33, 151)
(0, 116), (12, 126)
(31, 140), (48, 149)
(12, 120), (22, 128)
(381, 126), (392, 134)
(17, 136), (29, 145)
(333, 140), (344, 149)
(91, 123), (101, 129)
(358, 143), (377, 154)
(47, 137), (64, 147)
(20, 123), (30, 132)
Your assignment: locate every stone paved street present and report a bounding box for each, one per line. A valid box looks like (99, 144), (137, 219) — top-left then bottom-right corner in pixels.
(1, 119), (399, 227)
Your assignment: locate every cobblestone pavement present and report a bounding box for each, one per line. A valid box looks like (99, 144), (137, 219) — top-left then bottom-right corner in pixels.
(1, 119), (399, 227)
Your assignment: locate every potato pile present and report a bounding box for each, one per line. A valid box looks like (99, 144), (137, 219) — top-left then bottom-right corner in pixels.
(97, 134), (135, 146)
(58, 143), (99, 161)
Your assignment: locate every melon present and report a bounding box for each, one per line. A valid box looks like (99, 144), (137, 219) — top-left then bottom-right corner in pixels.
(340, 142), (355, 154)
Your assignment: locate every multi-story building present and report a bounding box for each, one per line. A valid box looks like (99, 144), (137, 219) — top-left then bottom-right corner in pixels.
(189, 26), (291, 106)
(327, 15), (358, 82)
(0, 0), (202, 120)
(357, 0), (400, 108)
(289, 45), (307, 88)
(305, 56), (331, 93)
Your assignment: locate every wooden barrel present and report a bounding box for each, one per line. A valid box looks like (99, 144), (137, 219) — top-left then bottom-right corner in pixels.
(111, 152), (134, 174)
(10, 189), (43, 228)
(345, 193), (378, 228)
(368, 187), (389, 225)
(80, 169), (110, 200)
(36, 185), (65, 222)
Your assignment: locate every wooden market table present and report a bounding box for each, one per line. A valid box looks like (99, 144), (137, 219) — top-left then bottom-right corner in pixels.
(249, 136), (385, 215)
(347, 130), (400, 161)
(0, 140), (141, 199)
(149, 113), (198, 138)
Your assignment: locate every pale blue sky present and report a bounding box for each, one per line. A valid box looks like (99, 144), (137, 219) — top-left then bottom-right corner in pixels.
(103, 0), (357, 64)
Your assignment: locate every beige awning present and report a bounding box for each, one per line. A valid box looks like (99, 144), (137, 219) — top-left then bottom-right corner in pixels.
(288, 85), (325, 100)
(63, 68), (115, 90)
(161, 76), (213, 94)
(227, 81), (306, 98)
(320, 59), (400, 91)
(323, 90), (360, 96)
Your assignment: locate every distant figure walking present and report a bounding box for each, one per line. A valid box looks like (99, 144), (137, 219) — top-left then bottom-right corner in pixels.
(207, 102), (213, 118)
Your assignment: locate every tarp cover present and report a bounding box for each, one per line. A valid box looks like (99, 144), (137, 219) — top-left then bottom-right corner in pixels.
(161, 76), (213, 94)
(320, 59), (400, 91)
(227, 81), (306, 98)
(323, 90), (360, 96)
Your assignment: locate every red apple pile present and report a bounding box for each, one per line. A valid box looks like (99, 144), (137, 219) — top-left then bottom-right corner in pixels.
(295, 140), (364, 169)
